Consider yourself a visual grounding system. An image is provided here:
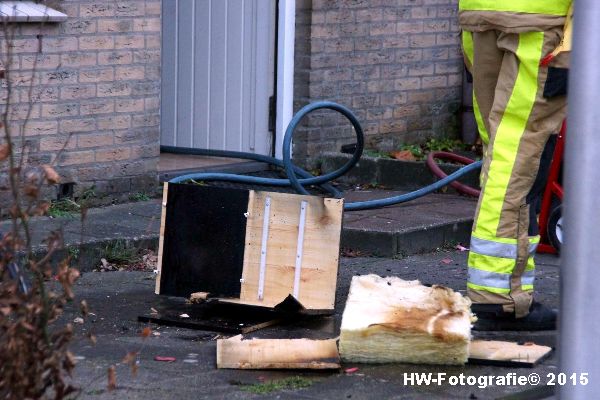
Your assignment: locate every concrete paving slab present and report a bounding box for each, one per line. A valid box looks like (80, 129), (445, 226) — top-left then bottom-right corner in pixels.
(342, 190), (476, 256)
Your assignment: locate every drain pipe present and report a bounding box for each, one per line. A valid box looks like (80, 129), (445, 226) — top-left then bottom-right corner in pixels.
(559, 0), (600, 398)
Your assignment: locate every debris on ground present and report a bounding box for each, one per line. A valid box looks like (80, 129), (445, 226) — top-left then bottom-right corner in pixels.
(129, 249), (158, 271)
(154, 356), (176, 362)
(94, 249), (157, 272)
(339, 274), (472, 365)
(95, 258), (121, 272)
(340, 248), (370, 258)
(189, 292), (209, 304)
(468, 340), (552, 367)
(390, 149), (417, 161)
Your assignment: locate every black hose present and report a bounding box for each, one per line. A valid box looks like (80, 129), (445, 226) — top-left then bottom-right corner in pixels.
(166, 101), (482, 211)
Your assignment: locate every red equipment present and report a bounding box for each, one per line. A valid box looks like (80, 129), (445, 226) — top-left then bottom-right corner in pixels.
(426, 120), (566, 254)
(537, 121), (566, 254)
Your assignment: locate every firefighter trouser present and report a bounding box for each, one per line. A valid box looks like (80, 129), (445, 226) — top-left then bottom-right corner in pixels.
(462, 28), (567, 317)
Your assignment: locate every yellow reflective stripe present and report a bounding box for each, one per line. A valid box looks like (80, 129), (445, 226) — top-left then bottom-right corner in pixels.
(474, 31), (545, 239)
(459, 0), (570, 16)
(522, 285), (534, 291)
(468, 282), (510, 294)
(462, 31), (474, 65)
(468, 252), (516, 274)
(526, 255), (535, 271)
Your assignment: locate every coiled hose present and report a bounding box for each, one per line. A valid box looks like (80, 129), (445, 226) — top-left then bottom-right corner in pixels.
(166, 101), (482, 211)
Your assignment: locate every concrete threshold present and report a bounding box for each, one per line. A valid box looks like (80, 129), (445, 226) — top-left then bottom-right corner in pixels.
(342, 189), (476, 256)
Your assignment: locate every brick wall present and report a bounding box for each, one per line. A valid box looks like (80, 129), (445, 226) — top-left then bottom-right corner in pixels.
(293, 0), (462, 159)
(0, 0), (161, 206)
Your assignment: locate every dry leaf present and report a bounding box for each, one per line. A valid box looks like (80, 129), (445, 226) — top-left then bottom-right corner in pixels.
(456, 244), (469, 252)
(440, 258), (452, 265)
(107, 366), (116, 391)
(0, 143), (9, 161)
(23, 185), (39, 198)
(390, 150), (416, 161)
(141, 327), (152, 338)
(88, 333), (97, 345)
(42, 165), (60, 184)
(32, 201), (50, 216)
(131, 362), (139, 377)
(80, 300), (89, 316)
(122, 351), (138, 364)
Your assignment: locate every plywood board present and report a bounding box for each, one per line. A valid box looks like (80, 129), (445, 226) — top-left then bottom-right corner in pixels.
(239, 191), (344, 309)
(154, 182), (169, 294)
(468, 340), (552, 367)
(156, 183), (249, 298)
(217, 335), (340, 369)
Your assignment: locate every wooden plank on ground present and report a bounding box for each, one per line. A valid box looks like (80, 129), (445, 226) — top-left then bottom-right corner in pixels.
(339, 274), (472, 365)
(239, 191), (344, 310)
(216, 335), (340, 369)
(468, 340), (553, 367)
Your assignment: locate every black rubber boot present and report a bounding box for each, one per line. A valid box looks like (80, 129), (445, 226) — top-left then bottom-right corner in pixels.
(472, 301), (557, 331)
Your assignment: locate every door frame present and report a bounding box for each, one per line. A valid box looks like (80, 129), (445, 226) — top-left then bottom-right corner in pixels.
(274, 0), (295, 159)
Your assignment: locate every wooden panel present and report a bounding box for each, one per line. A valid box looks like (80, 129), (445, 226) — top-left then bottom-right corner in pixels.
(154, 182), (170, 294)
(217, 335), (340, 369)
(239, 191), (344, 310)
(469, 340), (552, 367)
(157, 183), (249, 298)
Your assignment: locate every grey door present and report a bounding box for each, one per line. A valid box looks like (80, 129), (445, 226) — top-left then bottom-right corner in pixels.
(161, 0), (276, 155)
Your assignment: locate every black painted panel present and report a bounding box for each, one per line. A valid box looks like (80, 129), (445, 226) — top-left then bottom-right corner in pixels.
(159, 184), (248, 298)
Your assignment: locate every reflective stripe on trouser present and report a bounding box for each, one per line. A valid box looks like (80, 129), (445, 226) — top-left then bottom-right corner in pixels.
(459, 0), (570, 16)
(463, 28), (567, 317)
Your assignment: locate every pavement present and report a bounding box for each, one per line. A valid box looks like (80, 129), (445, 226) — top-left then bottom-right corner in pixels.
(61, 251), (561, 400)
(0, 187), (477, 271)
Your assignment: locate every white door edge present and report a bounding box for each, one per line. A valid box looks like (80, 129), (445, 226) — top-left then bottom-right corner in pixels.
(275, 0), (295, 159)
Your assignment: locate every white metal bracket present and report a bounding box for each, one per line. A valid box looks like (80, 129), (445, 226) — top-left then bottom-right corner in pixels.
(293, 201), (308, 299)
(257, 196), (271, 300)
